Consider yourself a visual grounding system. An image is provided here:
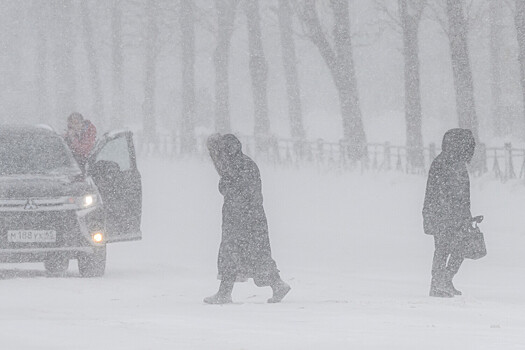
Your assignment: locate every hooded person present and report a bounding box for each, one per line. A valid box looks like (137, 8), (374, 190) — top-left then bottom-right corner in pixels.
(64, 112), (97, 169)
(423, 128), (476, 297)
(205, 134), (290, 304)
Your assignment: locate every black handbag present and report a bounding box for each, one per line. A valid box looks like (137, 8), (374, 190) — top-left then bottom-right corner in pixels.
(458, 220), (487, 260)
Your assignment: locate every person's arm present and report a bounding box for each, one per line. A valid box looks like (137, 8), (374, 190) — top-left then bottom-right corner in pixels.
(423, 163), (448, 235)
(219, 176), (234, 196)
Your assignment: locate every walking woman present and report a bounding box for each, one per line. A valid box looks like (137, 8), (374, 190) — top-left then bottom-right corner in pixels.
(423, 128), (476, 297)
(205, 134), (290, 304)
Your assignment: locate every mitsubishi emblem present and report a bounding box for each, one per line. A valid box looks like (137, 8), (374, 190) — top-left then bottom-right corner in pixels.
(24, 199), (38, 210)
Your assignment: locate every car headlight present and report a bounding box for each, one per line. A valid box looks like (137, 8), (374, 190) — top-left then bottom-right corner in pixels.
(92, 232), (104, 243)
(79, 194), (97, 208)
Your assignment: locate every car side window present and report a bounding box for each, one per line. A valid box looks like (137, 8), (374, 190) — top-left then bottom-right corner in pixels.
(96, 136), (131, 171)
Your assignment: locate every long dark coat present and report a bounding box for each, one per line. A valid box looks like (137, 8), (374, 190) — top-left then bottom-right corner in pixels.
(208, 134), (279, 286)
(423, 128), (475, 237)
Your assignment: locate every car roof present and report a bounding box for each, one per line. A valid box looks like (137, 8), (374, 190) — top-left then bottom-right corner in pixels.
(0, 125), (59, 138)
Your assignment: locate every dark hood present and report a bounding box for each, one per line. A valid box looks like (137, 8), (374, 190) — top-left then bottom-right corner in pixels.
(207, 133), (226, 177)
(441, 128), (476, 163)
(220, 134), (243, 158)
(207, 134), (244, 178)
(0, 174), (92, 199)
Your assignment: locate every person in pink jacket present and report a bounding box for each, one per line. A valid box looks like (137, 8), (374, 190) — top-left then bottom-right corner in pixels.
(64, 112), (97, 169)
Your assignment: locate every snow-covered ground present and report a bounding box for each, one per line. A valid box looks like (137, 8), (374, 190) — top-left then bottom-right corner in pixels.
(1, 158), (525, 349)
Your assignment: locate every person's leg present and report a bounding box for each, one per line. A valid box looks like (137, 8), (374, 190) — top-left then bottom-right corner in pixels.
(204, 273), (236, 304)
(445, 254), (464, 295)
(430, 235), (453, 297)
(447, 255), (464, 276)
(267, 271), (291, 304)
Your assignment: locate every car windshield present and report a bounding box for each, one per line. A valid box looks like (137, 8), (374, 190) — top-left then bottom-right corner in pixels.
(0, 133), (79, 175)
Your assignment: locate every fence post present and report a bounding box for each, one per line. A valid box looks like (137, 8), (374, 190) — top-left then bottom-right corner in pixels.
(271, 135), (280, 164)
(396, 147), (403, 171)
(429, 143), (436, 162)
(316, 139), (324, 163)
(339, 140), (346, 168)
(492, 149), (501, 180)
(306, 141), (313, 162)
(478, 143), (488, 174)
(293, 139), (304, 162)
(328, 143), (334, 163)
(372, 145), (378, 170)
(520, 150), (525, 179)
(383, 142), (391, 171)
(285, 141), (293, 165)
(504, 143), (516, 181)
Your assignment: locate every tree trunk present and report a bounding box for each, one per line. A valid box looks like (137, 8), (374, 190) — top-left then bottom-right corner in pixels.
(180, 0), (197, 153)
(143, 0), (158, 145)
(277, 0), (305, 141)
(490, 0), (503, 136)
(400, 0), (424, 169)
(330, 0), (366, 159)
(3, 5), (24, 122)
(35, 1), (49, 124)
(52, 0), (76, 126)
(111, 0), (124, 129)
(298, 0), (367, 160)
(515, 0), (525, 129)
(80, 1), (105, 131)
(446, 0), (479, 140)
(245, 0), (271, 151)
(214, 0), (238, 134)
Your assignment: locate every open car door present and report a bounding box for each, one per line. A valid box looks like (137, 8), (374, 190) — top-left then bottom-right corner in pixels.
(88, 130), (142, 243)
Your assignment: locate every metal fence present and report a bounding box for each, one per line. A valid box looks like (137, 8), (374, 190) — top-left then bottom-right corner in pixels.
(136, 132), (525, 182)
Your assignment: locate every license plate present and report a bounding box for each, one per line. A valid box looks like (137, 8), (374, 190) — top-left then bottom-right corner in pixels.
(7, 230), (57, 243)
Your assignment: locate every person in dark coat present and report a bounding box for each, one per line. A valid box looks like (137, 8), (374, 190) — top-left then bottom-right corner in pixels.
(205, 134), (291, 304)
(423, 128), (476, 297)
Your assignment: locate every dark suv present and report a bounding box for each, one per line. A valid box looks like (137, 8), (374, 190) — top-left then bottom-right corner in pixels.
(0, 125), (142, 277)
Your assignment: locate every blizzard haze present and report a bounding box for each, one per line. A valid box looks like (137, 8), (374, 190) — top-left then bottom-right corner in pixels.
(1, 0), (525, 349)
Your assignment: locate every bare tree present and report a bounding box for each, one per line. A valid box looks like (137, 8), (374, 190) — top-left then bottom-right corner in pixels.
(277, 0), (306, 142)
(52, 0), (77, 126)
(111, 0), (124, 129)
(80, 1), (105, 131)
(180, 0), (197, 153)
(143, 0), (159, 145)
(245, 0), (271, 150)
(399, 0), (427, 169)
(215, 0), (239, 134)
(445, 0), (479, 141)
(294, 0), (367, 160)
(515, 0), (525, 127)
(376, 0), (426, 168)
(489, 0), (504, 136)
(35, 1), (50, 124)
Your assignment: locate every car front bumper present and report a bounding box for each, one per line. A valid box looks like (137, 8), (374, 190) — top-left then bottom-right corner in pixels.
(0, 200), (105, 262)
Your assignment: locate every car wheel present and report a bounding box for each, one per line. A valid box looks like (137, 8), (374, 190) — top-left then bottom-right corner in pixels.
(44, 255), (69, 274)
(78, 246), (106, 277)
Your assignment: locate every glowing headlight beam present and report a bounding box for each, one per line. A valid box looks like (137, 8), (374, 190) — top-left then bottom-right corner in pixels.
(83, 195), (94, 207)
(92, 232), (104, 243)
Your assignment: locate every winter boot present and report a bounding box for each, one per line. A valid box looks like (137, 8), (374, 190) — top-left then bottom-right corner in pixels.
(429, 274), (453, 298)
(203, 293), (232, 304)
(268, 279), (291, 303)
(204, 278), (234, 304)
(446, 267), (463, 295)
(447, 281), (462, 296)
(444, 271), (462, 296)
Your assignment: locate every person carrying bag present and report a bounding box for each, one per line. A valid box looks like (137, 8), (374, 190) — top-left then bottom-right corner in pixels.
(457, 215), (487, 260)
(423, 128), (484, 298)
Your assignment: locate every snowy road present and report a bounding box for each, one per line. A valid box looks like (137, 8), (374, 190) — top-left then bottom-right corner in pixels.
(1, 159), (525, 349)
